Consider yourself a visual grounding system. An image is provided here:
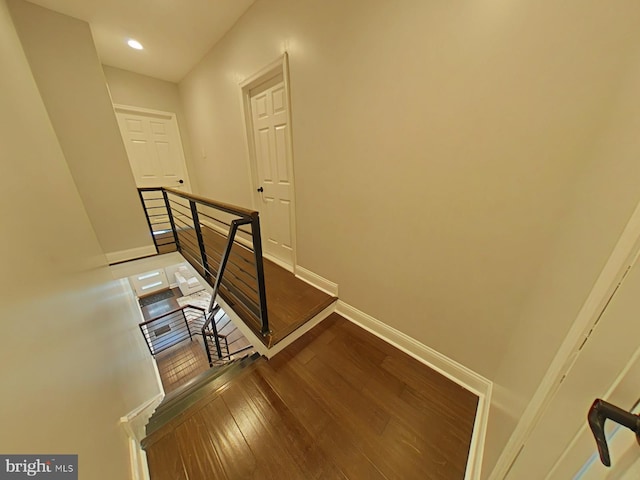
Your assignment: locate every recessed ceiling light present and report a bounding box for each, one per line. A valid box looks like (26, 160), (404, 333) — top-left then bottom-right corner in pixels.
(127, 39), (144, 50)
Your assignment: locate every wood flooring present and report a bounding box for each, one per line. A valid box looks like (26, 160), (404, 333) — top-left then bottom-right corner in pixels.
(156, 339), (211, 394)
(260, 258), (336, 345)
(145, 288), (253, 393)
(175, 223), (336, 347)
(144, 313), (478, 480)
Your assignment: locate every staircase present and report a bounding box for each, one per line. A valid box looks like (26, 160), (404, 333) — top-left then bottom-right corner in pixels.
(134, 188), (339, 461)
(142, 352), (262, 448)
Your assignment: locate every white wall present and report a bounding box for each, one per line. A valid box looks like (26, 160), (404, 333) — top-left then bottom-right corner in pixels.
(102, 65), (198, 193)
(7, 0), (153, 260)
(0, 0), (161, 476)
(178, 0), (640, 475)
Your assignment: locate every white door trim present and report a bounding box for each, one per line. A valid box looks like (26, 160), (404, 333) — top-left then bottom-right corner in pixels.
(239, 53), (298, 272)
(113, 104), (192, 191)
(490, 200), (640, 479)
(546, 340), (640, 478)
(114, 104), (176, 119)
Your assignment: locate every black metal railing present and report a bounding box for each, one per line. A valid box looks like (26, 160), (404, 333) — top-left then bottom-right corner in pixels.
(139, 304), (242, 367)
(203, 304), (254, 365)
(137, 187), (270, 347)
(139, 305), (209, 356)
(138, 188), (180, 254)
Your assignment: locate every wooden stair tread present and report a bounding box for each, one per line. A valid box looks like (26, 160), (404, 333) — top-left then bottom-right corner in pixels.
(142, 352), (262, 449)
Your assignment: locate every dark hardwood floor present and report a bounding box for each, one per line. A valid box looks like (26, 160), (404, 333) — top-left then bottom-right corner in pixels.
(261, 257), (336, 345)
(144, 313), (478, 480)
(156, 339), (211, 394)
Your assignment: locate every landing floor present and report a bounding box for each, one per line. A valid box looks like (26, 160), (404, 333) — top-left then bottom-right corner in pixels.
(260, 258), (336, 346)
(145, 313), (478, 480)
(155, 340), (210, 394)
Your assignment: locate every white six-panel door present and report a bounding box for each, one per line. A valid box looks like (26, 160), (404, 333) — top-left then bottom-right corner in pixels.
(115, 106), (191, 191)
(249, 74), (294, 268)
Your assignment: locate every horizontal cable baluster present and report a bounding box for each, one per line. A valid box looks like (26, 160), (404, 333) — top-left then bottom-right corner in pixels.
(168, 198), (191, 209)
(203, 252), (258, 292)
(137, 186), (269, 354)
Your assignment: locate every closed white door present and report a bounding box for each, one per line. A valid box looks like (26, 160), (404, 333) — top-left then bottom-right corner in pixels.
(505, 254), (640, 479)
(115, 106), (191, 191)
(129, 269), (169, 297)
(250, 74), (294, 268)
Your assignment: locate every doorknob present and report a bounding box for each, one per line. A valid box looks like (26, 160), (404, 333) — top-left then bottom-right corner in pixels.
(257, 186), (263, 192)
(588, 398), (640, 467)
(178, 179), (184, 184)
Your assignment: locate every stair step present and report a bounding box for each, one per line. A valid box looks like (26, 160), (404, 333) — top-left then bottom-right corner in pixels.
(152, 361), (236, 414)
(149, 352), (257, 424)
(142, 352), (261, 447)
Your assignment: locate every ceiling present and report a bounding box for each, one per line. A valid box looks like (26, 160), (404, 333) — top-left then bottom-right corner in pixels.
(27, 0), (256, 82)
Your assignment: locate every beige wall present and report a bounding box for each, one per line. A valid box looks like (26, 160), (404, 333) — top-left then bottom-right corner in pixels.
(0, 0), (161, 476)
(102, 65), (198, 192)
(8, 0), (153, 259)
(484, 47), (640, 475)
(178, 0), (640, 474)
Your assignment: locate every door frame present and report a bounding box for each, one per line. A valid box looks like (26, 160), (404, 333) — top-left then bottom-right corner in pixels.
(113, 104), (192, 191)
(490, 199), (640, 478)
(239, 53), (298, 272)
(548, 345), (640, 478)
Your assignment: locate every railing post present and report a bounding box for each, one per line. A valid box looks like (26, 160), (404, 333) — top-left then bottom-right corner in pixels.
(162, 189), (180, 250)
(189, 200), (211, 281)
(182, 309), (193, 341)
(203, 333), (213, 366)
(202, 308), (223, 365)
(138, 189), (160, 254)
(223, 337), (229, 359)
(251, 213), (270, 336)
(208, 311), (223, 360)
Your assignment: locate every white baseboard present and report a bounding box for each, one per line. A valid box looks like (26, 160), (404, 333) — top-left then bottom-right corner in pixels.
(335, 300), (492, 480)
(125, 437), (150, 480)
(120, 393), (164, 480)
(106, 245), (157, 265)
(264, 253), (294, 272)
(295, 266), (339, 297)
